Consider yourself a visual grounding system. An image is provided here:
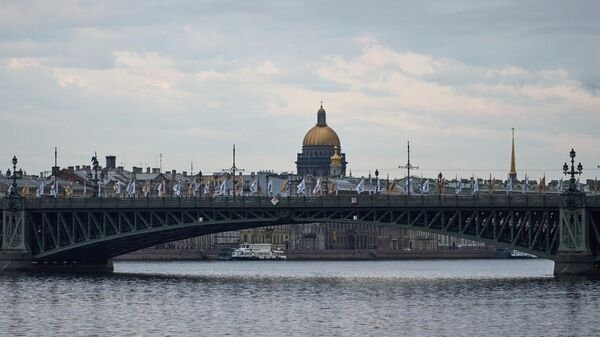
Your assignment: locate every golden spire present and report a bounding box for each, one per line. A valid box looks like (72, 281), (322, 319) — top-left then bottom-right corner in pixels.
(330, 146), (342, 165)
(329, 146), (342, 178)
(509, 128), (517, 180)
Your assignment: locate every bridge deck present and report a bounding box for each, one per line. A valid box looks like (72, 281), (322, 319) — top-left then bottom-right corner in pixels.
(16, 193), (594, 210)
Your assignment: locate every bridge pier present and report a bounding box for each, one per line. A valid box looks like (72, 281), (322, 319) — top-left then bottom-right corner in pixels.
(553, 190), (600, 278)
(554, 253), (600, 278)
(2, 202), (114, 273)
(0, 252), (114, 273)
(0, 251), (34, 272)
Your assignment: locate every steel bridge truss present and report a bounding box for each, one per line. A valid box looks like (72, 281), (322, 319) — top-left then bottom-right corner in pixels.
(18, 194), (600, 263)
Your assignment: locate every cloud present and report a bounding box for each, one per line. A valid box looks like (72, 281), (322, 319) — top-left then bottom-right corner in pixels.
(1, 2), (599, 179)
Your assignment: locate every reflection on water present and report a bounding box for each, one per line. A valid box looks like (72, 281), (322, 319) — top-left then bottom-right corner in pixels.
(1, 260), (599, 337)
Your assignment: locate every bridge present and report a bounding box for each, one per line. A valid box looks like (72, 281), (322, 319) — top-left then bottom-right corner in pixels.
(2, 192), (600, 277)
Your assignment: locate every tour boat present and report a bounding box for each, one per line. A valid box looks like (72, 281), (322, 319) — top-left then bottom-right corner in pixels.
(229, 243), (287, 260)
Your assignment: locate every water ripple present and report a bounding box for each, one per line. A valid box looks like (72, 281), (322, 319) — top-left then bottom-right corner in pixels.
(1, 260), (599, 337)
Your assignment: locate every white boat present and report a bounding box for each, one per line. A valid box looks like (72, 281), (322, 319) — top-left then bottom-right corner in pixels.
(230, 243), (287, 261)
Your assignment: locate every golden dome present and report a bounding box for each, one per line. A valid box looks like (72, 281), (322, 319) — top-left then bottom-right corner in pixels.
(302, 105), (341, 147)
(303, 125), (340, 147)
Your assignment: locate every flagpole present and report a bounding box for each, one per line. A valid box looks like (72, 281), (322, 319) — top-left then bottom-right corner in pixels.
(398, 141), (419, 196)
(54, 147), (57, 198)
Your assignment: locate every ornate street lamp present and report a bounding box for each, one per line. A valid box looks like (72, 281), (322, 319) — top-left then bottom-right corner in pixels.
(6, 156), (23, 197)
(562, 148), (583, 192)
(87, 152), (105, 197)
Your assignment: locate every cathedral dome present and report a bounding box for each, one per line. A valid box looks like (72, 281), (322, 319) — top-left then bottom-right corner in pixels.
(302, 105), (341, 147)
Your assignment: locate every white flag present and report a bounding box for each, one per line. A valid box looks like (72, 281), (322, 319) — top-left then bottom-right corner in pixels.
(297, 178), (306, 195)
(472, 177), (479, 195)
(219, 179), (227, 196)
(250, 179), (258, 194)
(376, 179), (381, 193)
(368, 182), (376, 195)
(420, 179), (429, 194)
(50, 182), (57, 197)
(204, 183), (209, 196)
(127, 180), (136, 197)
(456, 177), (462, 195)
(173, 180), (181, 197)
(506, 175), (513, 194)
(193, 178), (200, 196)
(36, 182), (45, 198)
(522, 174), (529, 194)
(355, 178), (365, 194)
(267, 178), (273, 195)
(83, 179), (86, 196)
(557, 177), (563, 192)
(114, 181), (121, 196)
(313, 178), (321, 195)
(157, 182), (163, 197)
(576, 177), (581, 191)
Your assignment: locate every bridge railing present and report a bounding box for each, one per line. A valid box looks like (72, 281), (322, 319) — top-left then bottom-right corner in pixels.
(14, 193), (570, 210)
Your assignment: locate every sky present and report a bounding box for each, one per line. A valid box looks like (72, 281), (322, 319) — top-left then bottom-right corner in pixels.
(1, 0), (599, 181)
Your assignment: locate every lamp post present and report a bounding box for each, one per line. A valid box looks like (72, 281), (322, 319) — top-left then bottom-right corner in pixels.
(374, 169), (379, 194)
(562, 148), (583, 192)
(87, 152), (105, 197)
(6, 156), (23, 197)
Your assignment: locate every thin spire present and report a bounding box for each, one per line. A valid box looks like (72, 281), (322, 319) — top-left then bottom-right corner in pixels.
(509, 128), (517, 180)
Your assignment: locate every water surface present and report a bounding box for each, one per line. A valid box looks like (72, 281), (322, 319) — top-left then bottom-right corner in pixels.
(1, 259), (599, 336)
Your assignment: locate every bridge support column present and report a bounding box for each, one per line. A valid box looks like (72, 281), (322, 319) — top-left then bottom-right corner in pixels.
(1, 207), (35, 272)
(553, 191), (600, 278)
(2, 206), (113, 273)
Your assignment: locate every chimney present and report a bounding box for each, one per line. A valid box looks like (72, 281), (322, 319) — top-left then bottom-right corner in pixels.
(105, 155), (116, 170)
(146, 167), (151, 173)
(152, 168), (160, 174)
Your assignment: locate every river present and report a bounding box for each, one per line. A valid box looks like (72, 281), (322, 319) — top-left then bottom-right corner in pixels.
(1, 259), (599, 336)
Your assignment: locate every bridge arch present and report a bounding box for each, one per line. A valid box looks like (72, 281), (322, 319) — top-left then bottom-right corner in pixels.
(19, 194), (575, 264)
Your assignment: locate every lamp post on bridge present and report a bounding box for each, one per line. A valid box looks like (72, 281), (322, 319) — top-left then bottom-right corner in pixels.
(562, 148), (583, 192)
(2, 156), (26, 255)
(5, 156), (23, 198)
(87, 153), (105, 198)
